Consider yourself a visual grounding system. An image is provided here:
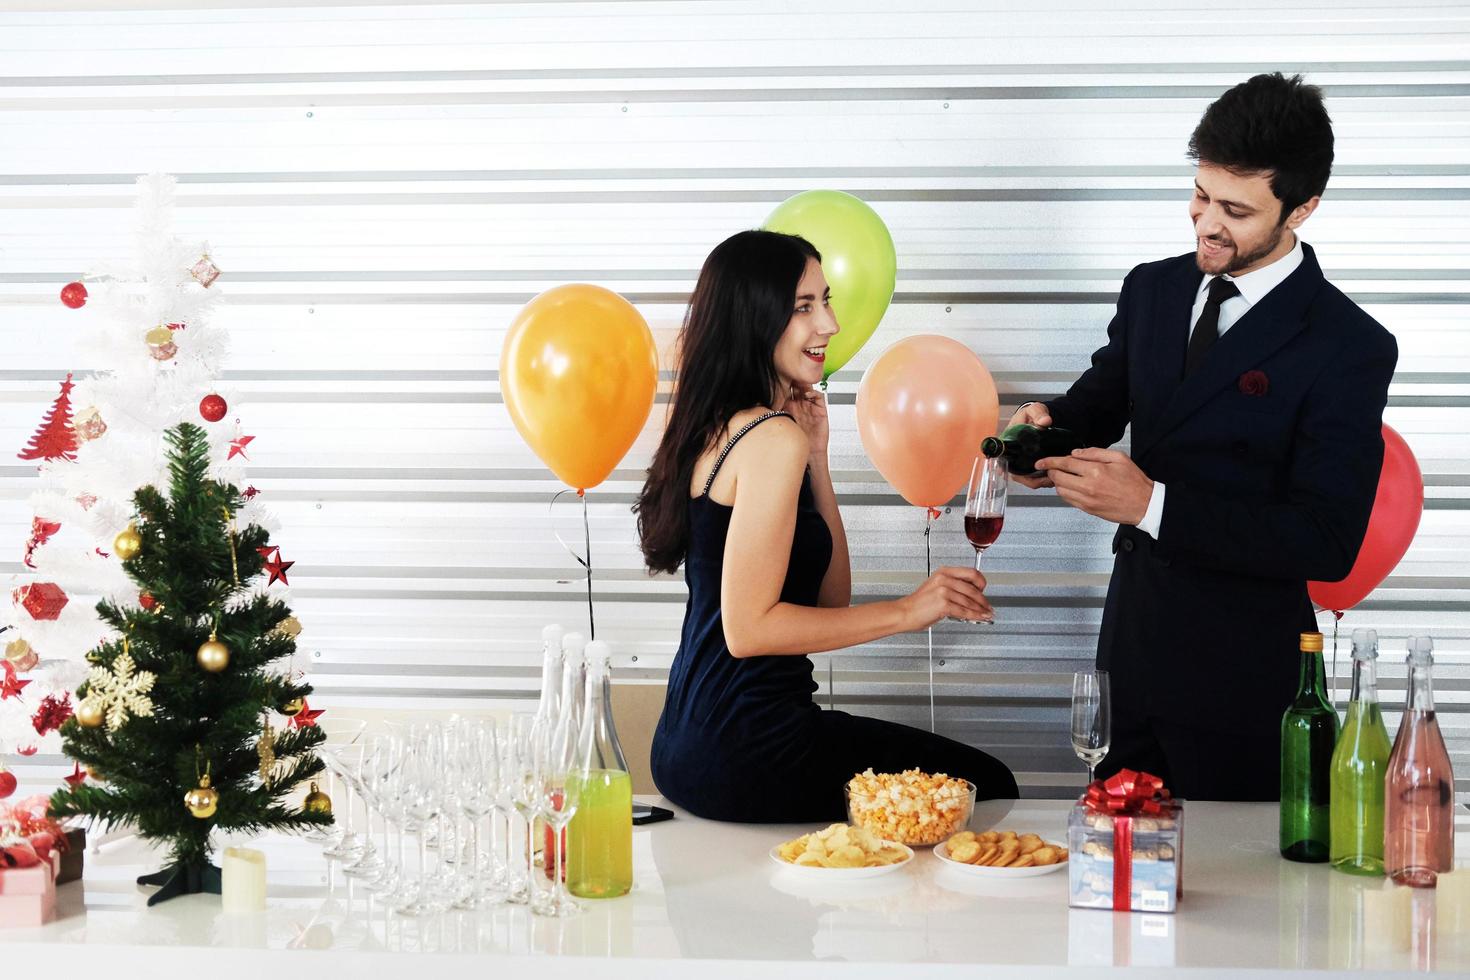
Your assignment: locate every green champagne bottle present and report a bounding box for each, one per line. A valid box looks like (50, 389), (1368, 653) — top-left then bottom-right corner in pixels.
(1281, 631), (1339, 862)
(1329, 629), (1391, 875)
(980, 423), (1084, 476)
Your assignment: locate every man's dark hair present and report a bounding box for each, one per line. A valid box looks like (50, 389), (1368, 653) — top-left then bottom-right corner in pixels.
(1187, 72), (1334, 223)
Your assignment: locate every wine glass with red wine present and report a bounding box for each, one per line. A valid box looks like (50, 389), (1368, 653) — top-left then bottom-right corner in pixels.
(964, 455), (1007, 623)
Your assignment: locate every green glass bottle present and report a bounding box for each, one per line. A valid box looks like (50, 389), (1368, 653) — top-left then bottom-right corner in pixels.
(1329, 629), (1391, 875)
(1281, 631), (1339, 862)
(980, 423), (1084, 476)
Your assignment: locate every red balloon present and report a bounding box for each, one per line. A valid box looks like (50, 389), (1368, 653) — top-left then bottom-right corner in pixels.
(200, 394), (228, 422)
(856, 335), (999, 508)
(1308, 424), (1423, 613)
(59, 282), (87, 309)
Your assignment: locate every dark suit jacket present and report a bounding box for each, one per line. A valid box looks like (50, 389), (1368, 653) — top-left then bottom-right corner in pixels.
(1047, 242), (1398, 730)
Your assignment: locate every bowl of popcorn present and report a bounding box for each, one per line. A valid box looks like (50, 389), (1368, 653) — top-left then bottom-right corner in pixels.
(844, 768), (976, 847)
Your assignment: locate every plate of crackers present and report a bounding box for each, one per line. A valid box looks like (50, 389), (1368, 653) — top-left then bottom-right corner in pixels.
(934, 829), (1069, 877)
(771, 823), (915, 879)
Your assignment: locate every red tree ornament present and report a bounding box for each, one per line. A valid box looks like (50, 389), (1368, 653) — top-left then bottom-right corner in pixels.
(0, 767), (16, 799)
(262, 551), (294, 586)
(1, 662), (30, 700)
(59, 282), (88, 309)
(14, 582), (68, 621)
(18, 374), (78, 462)
(228, 434), (254, 460)
(200, 394), (228, 422)
(289, 700), (324, 729)
(23, 517), (62, 568)
(31, 693), (73, 736)
(63, 762), (87, 788)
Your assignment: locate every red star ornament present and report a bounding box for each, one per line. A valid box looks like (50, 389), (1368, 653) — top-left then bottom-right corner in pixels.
(63, 762), (87, 788)
(228, 434), (254, 461)
(262, 550), (294, 586)
(243, 486), (260, 500)
(256, 545), (278, 560)
(289, 700), (324, 729)
(1, 661), (31, 700)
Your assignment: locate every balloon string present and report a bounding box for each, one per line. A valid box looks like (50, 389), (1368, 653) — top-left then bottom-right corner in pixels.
(925, 509), (936, 734)
(1331, 613), (1341, 715)
(549, 489), (595, 640)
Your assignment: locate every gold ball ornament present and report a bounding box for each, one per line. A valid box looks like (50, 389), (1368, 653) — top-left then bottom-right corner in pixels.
(303, 782), (332, 816)
(197, 634), (230, 673)
(75, 699), (105, 729)
(272, 616), (303, 640)
(280, 696), (306, 717)
(113, 525), (143, 561)
(184, 775), (219, 819)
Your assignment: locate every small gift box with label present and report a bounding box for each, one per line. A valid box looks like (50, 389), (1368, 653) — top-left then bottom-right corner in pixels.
(1068, 769), (1184, 914)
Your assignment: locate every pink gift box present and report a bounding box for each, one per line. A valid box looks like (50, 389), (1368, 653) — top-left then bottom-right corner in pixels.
(0, 889), (55, 927)
(0, 861), (55, 897)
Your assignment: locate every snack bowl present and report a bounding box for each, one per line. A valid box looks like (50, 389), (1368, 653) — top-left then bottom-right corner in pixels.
(845, 771), (976, 847)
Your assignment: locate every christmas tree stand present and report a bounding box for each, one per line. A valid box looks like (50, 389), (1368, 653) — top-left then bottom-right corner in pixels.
(138, 862), (222, 907)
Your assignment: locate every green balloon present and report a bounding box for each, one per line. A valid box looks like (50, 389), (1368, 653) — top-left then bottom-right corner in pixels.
(764, 190), (896, 380)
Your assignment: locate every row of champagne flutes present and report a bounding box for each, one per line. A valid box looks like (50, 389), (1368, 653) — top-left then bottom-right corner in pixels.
(304, 672), (593, 919)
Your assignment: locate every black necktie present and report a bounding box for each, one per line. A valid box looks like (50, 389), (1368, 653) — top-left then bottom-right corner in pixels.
(1185, 276), (1240, 377)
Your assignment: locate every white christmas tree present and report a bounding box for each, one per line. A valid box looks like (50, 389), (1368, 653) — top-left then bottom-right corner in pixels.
(2, 174), (298, 759)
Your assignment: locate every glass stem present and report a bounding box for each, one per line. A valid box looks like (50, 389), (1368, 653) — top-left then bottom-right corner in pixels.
(974, 549), (984, 572)
(554, 824), (565, 906)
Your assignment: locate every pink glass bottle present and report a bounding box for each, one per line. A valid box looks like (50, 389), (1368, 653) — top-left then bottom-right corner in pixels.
(1384, 636), (1455, 887)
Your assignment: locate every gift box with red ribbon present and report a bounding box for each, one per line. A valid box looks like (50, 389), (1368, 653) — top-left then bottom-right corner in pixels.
(1067, 769), (1184, 913)
(0, 832), (61, 927)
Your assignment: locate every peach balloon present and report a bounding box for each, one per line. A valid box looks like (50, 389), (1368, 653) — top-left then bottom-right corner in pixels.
(501, 284), (659, 491)
(856, 335), (1000, 508)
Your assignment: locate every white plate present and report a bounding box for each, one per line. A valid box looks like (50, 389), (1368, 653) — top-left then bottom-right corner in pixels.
(934, 839), (1069, 877)
(768, 842), (915, 879)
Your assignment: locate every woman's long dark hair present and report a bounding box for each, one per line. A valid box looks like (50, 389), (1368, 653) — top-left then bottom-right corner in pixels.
(634, 230), (820, 574)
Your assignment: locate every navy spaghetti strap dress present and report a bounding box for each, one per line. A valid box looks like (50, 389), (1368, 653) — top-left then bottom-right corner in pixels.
(651, 412), (1018, 822)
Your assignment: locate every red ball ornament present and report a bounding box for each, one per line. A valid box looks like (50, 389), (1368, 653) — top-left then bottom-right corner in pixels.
(0, 768), (16, 799)
(59, 282), (88, 309)
(200, 394), (228, 422)
(139, 592), (159, 611)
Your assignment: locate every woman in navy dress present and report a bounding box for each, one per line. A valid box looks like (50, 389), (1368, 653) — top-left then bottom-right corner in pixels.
(637, 230), (1018, 822)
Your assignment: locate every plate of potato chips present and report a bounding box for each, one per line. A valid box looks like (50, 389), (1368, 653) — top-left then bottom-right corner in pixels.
(935, 829), (1069, 877)
(771, 823), (914, 878)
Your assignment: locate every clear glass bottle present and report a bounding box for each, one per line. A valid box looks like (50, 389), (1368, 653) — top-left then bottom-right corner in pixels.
(1329, 629), (1391, 875)
(566, 640), (634, 898)
(533, 624), (565, 727)
(1281, 631), (1338, 862)
(1385, 636), (1455, 887)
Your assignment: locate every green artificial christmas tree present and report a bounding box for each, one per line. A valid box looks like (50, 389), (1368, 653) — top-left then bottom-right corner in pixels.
(49, 423), (329, 906)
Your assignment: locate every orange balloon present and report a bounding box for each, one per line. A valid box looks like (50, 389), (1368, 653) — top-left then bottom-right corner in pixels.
(501, 284), (659, 491)
(856, 335), (1000, 508)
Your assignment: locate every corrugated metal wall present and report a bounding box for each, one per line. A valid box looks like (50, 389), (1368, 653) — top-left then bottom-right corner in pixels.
(1, 0), (1465, 799)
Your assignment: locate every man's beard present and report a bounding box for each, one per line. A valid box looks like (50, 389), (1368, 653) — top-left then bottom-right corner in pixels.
(1197, 222), (1287, 274)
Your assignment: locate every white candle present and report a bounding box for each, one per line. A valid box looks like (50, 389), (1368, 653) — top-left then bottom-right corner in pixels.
(222, 846), (267, 914)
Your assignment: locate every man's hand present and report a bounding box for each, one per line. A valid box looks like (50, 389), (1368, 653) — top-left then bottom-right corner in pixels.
(1006, 402), (1055, 489)
(1037, 447), (1154, 525)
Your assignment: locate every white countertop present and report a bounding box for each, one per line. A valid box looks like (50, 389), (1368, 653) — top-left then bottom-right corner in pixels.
(4, 798), (1468, 977)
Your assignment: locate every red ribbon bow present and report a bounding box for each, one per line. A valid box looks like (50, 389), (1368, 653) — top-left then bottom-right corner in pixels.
(1082, 769), (1173, 910)
(1083, 768), (1171, 817)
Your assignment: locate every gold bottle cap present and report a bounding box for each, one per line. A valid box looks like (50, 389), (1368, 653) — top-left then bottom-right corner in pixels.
(1300, 632), (1324, 652)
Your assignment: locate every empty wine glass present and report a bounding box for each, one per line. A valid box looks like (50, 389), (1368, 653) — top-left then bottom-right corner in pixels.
(1071, 669), (1111, 784)
(507, 713), (543, 907)
(533, 722), (582, 917)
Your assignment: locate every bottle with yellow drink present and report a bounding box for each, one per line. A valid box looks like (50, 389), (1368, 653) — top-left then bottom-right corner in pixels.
(566, 640), (633, 898)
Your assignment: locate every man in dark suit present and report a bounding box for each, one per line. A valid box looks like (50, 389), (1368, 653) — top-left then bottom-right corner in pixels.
(1012, 73), (1398, 801)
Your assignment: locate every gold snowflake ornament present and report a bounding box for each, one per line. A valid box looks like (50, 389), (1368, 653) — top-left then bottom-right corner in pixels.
(82, 650), (157, 731)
